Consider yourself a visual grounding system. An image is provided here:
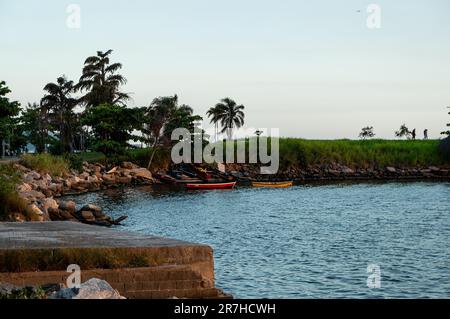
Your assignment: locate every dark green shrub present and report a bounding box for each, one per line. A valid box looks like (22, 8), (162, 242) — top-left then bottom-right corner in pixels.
(0, 164), (27, 219)
(64, 153), (83, 172)
(438, 137), (450, 161)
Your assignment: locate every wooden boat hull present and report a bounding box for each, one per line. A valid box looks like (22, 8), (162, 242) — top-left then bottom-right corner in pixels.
(252, 181), (293, 188)
(186, 182), (236, 189)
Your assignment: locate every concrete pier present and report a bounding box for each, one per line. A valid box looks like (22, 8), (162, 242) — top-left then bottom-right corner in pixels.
(0, 222), (230, 299)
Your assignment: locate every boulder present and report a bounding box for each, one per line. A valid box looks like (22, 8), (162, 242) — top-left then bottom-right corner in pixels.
(341, 167), (354, 174)
(0, 283), (20, 296)
(40, 198), (59, 213)
(49, 278), (124, 299)
(48, 183), (63, 193)
(102, 174), (116, 185)
(16, 183), (32, 192)
(79, 211), (96, 222)
(79, 172), (90, 180)
(386, 167), (396, 173)
(19, 190), (46, 201)
(26, 204), (45, 221)
(130, 168), (153, 181)
(24, 171), (41, 182)
(107, 167), (118, 174)
(58, 200), (76, 213)
(48, 207), (63, 221)
(80, 204), (102, 213)
(87, 175), (99, 183)
(122, 162), (138, 169)
(59, 210), (77, 221)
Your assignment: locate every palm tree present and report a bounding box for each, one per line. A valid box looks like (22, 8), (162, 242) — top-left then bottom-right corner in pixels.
(211, 98), (245, 140)
(145, 95), (179, 169)
(41, 76), (78, 153)
(75, 49), (129, 107)
(206, 106), (221, 142)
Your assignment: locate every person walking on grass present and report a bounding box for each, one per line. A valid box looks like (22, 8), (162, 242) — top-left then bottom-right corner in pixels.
(424, 129), (428, 140)
(412, 128), (416, 140)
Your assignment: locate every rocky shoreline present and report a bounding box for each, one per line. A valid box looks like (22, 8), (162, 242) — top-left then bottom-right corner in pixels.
(10, 161), (153, 225)
(227, 163), (450, 182)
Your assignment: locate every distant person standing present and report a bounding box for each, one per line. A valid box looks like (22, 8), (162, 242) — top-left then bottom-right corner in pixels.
(424, 129), (428, 140)
(412, 129), (416, 140)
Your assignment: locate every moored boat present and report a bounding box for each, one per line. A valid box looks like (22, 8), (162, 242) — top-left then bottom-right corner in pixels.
(185, 181), (236, 189)
(251, 181), (293, 188)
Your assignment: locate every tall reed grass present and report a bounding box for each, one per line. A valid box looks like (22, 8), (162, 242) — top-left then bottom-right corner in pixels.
(20, 153), (69, 176)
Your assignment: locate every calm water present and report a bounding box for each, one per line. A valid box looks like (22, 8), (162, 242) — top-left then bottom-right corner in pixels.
(69, 182), (450, 298)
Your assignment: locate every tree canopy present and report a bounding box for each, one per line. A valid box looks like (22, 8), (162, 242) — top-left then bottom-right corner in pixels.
(208, 98), (245, 140)
(75, 50), (129, 108)
(0, 81), (21, 155)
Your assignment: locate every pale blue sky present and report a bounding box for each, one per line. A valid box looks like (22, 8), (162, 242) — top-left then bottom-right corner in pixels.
(1, 0), (449, 139)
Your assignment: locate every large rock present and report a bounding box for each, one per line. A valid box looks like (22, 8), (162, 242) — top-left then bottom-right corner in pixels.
(341, 167), (354, 174)
(79, 172), (90, 180)
(19, 190), (46, 202)
(26, 204), (45, 221)
(16, 183), (32, 192)
(130, 168), (153, 181)
(58, 200), (76, 213)
(106, 167), (118, 174)
(48, 183), (63, 193)
(78, 211), (96, 222)
(40, 198), (59, 212)
(23, 171), (40, 183)
(102, 174), (116, 185)
(122, 162), (138, 169)
(49, 278), (124, 299)
(386, 166), (396, 173)
(80, 204), (102, 213)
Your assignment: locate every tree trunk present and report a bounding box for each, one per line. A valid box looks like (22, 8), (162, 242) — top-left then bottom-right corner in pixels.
(147, 137), (159, 170)
(227, 127), (233, 140)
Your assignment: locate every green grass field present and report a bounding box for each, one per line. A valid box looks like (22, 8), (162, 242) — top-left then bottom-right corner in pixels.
(76, 138), (448, 169)
(222, 138), (447, 168)
(277, 138), (445, 168)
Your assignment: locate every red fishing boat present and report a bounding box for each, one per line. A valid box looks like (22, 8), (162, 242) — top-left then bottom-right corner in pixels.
(185, 181), (236, 190)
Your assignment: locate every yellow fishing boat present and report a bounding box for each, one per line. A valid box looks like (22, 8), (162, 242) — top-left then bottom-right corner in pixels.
(251, 181), (294, 188)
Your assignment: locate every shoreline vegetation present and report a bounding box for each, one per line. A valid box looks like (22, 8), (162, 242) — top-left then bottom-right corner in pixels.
(79, 138), (450, 168)
(1, 138), (449, 223)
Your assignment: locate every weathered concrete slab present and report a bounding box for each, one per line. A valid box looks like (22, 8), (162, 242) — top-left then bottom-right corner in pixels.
(0, 222), (227, 298)
(0, 221), (204, 249)
(0, 222), (213, 279)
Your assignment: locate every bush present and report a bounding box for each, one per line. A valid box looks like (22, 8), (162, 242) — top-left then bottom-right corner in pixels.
(64, 153), (83, 172)
(20, 153), (69, 176)
(48, 140), (65, 156)
(438, 137), (450, 161)
(126, 148), (171, 170)
(0, 164), (27, 220)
